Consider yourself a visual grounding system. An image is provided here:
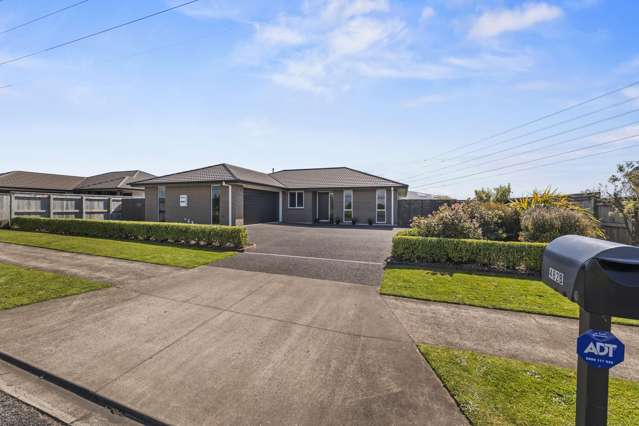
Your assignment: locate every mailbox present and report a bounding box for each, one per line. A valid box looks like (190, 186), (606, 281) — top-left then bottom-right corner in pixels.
(542, 235), (639, 320)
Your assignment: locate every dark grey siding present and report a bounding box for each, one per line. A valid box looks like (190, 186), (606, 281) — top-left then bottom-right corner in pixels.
(243, 189), (278, 224)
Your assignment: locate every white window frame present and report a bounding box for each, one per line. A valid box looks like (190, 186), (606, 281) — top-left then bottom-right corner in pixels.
(343, 189), (353, 222)
(288, 191), (304, 209)
(376, 189), (386, 224)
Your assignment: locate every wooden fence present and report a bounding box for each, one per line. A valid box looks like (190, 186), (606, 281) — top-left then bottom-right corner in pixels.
(0, 192), (145, 227)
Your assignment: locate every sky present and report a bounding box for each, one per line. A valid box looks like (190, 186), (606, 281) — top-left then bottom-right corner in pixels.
(1, 0), (638, 198)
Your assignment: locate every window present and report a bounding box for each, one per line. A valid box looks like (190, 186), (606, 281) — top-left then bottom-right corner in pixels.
(376, 189), (386, 223)
(343, 190), (353, 222)
(179, 194), (188, 207)
(288, 191), (304, 208)
(211, 186), (220, 224)
(158, 185), (166, 222)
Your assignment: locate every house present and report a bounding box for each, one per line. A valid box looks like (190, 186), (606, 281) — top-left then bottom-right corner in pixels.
(132, 163), (408, 226)
(0, 170), (154, 196)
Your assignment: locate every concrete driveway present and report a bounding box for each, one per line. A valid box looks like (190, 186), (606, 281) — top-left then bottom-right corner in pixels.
(214, 224), (398, 285)
(0, 264), (466, 425)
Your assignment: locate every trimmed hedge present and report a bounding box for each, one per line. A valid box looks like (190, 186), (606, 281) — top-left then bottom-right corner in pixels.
(10, 217), (248, 249)
(392, 235), (546, 272)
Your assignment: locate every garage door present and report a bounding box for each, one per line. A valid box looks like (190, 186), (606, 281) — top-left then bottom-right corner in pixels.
(243, 189), (278, 224)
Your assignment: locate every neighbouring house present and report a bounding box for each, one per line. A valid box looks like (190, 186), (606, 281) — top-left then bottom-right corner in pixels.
(132, 163), (408, 226)
(0, 170), (154, 196)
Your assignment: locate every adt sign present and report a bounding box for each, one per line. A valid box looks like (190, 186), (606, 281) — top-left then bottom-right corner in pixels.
(577, 330), (625, 369)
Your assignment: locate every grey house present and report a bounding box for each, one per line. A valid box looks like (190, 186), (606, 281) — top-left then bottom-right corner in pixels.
(133, 164), (408, 226)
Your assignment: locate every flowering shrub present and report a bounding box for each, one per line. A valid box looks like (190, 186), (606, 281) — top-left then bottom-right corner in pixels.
(520, 207), (604, 242)
(411, 203), (482, 239)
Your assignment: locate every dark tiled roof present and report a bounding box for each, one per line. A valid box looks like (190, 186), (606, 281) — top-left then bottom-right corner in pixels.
(0, 171), (85, 191)
(134, 163), (284, 188)
(77, 170), (155, 191)
(269, 167), (407, 189)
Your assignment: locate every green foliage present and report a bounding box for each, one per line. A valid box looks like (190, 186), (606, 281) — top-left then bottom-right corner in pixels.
(380, 267), (637, 326)
(10, 217), (248, 249)
(419, 344), (639, 426)
(520, 207), (604, 242)
(411, 202), (520, 241)
(411, 203), (482, 239)
(604, 161), (639, 244)
(474, 183), (512, 203)
(0, 262), (109, 310)
(392, 235), (546, 272)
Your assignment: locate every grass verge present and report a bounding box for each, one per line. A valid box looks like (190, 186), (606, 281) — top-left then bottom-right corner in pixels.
(419, 344), (639, 426)
(0, 262), (109, 310)
(0, 229), (235, 268)
(380, 267), (638, 326)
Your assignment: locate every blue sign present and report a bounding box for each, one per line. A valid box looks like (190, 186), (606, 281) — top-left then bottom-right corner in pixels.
(577, 330), (625, 369)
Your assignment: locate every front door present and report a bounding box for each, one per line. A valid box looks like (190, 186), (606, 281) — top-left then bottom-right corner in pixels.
(318, 192), (329, 221)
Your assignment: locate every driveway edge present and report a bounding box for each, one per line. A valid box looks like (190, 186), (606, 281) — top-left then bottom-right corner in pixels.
(0, 350), (165, 425)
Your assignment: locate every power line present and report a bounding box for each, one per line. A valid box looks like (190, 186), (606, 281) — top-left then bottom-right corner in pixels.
(404, 106), (639, 183)
(0, 0), (90, 35)
(420, 143), (639, 191)
(0, 0), (200, 67)
(412, 79), (639, 166)
(412, 132), (639, 189)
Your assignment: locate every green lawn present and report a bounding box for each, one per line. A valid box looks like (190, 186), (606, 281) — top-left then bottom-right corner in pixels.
(419, 344), (639, 426)
(0, 262), (109, 310)
(0, 229), (236, 268)
(381, 267), (638, 326)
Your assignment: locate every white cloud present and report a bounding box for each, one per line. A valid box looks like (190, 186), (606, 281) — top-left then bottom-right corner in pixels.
(256, 24), (306, 45)
(616, 56), (639, 74)
(328, 17), (404, 55)
(239, 116), (276, 136)
(513, 80), (556, 91)
(402, 93), (453, 108)
(469, 3), (563, 39)
(420, 6), (435, 24)
(444, 53), (535, 72)
(321, 0), (389, 21)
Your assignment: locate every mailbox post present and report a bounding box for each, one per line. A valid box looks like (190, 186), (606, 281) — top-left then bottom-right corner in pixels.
(542, 235), (639, 426)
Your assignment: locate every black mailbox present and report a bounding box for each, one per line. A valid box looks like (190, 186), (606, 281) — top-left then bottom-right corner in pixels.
(542, 235), (639, 320)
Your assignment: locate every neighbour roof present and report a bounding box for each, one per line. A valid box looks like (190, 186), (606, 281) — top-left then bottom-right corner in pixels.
(133, 163), (285, 188)
(76, 170), (155, 191)
(270, 167), (407, 189)
(0, 171), (85, 191)
(0, 170), (154, 192)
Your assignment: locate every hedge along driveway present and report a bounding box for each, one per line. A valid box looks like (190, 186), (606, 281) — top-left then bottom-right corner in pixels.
(392, 232), (546, 272)
(10, 217), (249, 249)
(0, 230), (235, 269)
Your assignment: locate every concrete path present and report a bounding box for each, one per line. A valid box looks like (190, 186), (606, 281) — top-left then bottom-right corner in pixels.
(385, 296), (639, 381)
(0, 265), (467, 425)
(0, 242), (180, 285)
(214, 223), (397, 285)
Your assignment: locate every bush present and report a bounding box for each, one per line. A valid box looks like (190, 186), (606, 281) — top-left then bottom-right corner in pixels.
(519, 207), (604, 242)
(335, 217), (341, 225)
(392, 235), (546, 272)
(411, 203), (482, 239)
(352, 217), (358, 226)
(10, 217), (249, 249)
(368, 218), (374, 226)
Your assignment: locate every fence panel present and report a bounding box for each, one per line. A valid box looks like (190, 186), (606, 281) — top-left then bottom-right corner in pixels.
(397, 199), (455, 227)
(13, 194), (49, 218)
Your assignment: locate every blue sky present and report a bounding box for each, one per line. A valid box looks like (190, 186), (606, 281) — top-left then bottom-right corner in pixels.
(1, 0), (638, 198)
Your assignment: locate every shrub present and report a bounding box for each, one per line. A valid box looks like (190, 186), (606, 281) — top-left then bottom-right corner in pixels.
(462, 201), (508, 241)
(352, 217), (358, 226)
(335, 217), (341, 225)
(392, 235), (546, 272)
(10, 217), (248, 249)
(411, 203), (481, 239)
(368, 217), (374, 226)
(519, 207), (604, 242)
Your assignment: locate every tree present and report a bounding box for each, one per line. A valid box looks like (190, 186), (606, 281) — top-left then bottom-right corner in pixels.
(473, 183), (511, 203)
(604, 161), (639, 245)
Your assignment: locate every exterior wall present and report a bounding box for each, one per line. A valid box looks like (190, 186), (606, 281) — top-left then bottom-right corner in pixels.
(144, 185), (159, 221)
(232, 184), (244, 226)
(165, 184), (212, 224)
(283, 190), (314, 223)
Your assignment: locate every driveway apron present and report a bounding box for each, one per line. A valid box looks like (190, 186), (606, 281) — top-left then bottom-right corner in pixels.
(0, 265), (467, 425)
(214, 224), (398, 285)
